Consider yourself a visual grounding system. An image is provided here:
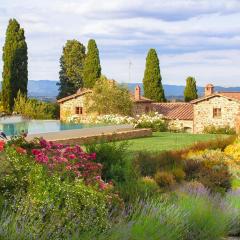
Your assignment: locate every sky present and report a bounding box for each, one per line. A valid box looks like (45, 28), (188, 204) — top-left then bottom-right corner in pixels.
(0, 0), (240, 86)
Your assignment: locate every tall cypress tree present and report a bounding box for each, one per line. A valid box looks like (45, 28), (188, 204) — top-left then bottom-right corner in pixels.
(143, 49), (166, 102)
(184, 76), (198, 102)
(57, 40), (85, 99)
(83, 39), (101, 88)
(2, 19), (28, 112)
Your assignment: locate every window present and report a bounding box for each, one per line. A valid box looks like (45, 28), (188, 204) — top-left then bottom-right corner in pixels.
(213, 108), (221, 118)
(75, 107), (83, 115)
(145, 106), (150, 113)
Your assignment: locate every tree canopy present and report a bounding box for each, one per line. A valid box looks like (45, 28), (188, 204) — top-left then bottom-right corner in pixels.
(85, 76), (132, 115)
(184, 76), (198, 102)
(2, 18), (28, 112)
(83, 39), (101, 88)
(143, 49), (166, 102)
(57, 40), (85, 99)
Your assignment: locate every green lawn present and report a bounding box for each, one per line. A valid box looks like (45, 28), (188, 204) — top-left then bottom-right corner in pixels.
(123, 132), (225, 152)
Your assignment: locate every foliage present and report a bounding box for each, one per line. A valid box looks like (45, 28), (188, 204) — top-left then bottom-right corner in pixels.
(83, 39), (101, 88)
(226, 189), (240, 236)
(184, 76), (198, 102)
(85, 76), (133, 115)
(2, 18), (28, 113)
(14, 92), (59, 119)
(86, 140), (130, 183)
(184, 150), (232, 193)
(0, 137), (115, 237)
(154, 171), (176, 188)
(172, 168), (186, 182)
(77, 189), (231, 240)
(177, 186), (229, 240)
(225, 138), (240, 159)
(143, 48), (166, 102)
(134, 150), (183, 177)
(134, 136), (235, 193)
(57, 40), (85, 99)
(204, 125), (236, 135)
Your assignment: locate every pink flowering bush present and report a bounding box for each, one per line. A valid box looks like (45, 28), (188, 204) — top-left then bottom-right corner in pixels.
(31, 138), (109, 189)
(0, 136), (122, 235)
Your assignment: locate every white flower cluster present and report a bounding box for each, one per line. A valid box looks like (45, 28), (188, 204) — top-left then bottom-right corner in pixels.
(66, 112), (166, 130)
(134, 112), (165, 128)
(168, 120), (184, 132)
(94, 114), (135, 125)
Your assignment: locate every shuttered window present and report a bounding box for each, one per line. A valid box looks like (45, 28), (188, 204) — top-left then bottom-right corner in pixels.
(75, 107), (83, 115)
(213, 108), (221, 118)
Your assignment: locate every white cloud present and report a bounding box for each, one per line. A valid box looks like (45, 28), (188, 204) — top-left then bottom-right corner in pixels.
(0, 0), (239, 86)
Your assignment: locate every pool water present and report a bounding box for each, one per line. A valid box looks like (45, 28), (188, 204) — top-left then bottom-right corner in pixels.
(0, 117), (97, 136)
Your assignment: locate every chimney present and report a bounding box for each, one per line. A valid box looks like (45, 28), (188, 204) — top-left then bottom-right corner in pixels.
(135, 85), (141, 100)
(205, 84), (214, 96)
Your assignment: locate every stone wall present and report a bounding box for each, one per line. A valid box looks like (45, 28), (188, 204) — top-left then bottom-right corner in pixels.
(193, 96), (240, 133)
(132, 102), (153, 116)
(52, 128), (152, 145)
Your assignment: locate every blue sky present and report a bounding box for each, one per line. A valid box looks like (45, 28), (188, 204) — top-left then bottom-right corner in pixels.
(0, 0), (240, 86)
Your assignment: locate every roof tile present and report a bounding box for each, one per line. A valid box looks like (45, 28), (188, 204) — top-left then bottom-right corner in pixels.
(153, 103), (193, 120)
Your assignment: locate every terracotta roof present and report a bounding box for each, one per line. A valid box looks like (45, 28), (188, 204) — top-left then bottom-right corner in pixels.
(57, 89), (93, 103)
(191, 92), (240, 104)
(219, 92), (240, 101)
(152, 102), (193, 120)
(130, 94), (153, 103)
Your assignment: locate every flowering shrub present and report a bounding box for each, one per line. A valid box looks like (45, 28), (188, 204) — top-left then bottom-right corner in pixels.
(134, 112), (167, 132)
(167, 120), (185, 132)
(203, 125), (236, 135)
(31, 138), (110, 189)
(225, 138), (240, 159)
(185, 150), (232, 193)
(0, 136), (121, 235)
(0, 141), (4, 152)
(67, 112), (168, 132)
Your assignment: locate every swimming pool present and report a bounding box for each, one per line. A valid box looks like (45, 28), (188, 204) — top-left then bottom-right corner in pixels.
(0, 116), (100, 136)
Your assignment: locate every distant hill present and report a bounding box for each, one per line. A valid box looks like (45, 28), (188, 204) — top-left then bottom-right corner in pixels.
(126, 83), (240, 99)
(0, 80), (59, 98)
(1, 80), (240, 100)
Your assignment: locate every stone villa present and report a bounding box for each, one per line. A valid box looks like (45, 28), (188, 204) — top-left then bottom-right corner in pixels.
(57, 83), (240, 134)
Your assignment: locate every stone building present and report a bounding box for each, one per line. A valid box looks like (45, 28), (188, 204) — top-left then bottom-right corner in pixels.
(191, 85), (240, 133)
(57, 89), (92, 121)
(57, 82), (240, 134)
(57, 85), (153, 121)
(152, 102), (193, 132)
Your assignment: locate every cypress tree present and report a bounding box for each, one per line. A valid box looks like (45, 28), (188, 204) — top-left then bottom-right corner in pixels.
(184, 76), (198, 102)
(83, 39), (101, 88)
(2, 19), (28, 112)
(57, 40), (85, 99)
(143, 49), (166, 102)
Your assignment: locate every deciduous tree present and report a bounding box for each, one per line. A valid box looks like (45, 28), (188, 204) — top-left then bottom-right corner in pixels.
(57, 40), (85, 99)
(85, 76), (132, 115)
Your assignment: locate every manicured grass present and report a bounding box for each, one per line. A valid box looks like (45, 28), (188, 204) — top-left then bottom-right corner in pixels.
(123, 132), (225, 152)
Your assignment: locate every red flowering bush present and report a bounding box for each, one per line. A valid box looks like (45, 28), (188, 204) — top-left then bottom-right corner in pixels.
(31, 138), (109, 189)
(0, 141), (4, 152)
